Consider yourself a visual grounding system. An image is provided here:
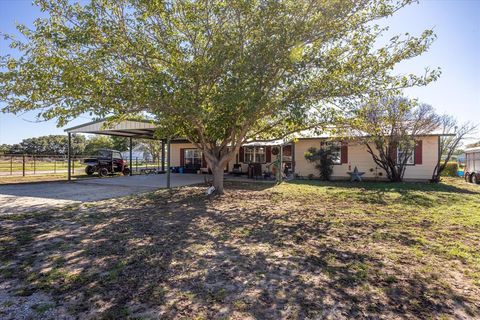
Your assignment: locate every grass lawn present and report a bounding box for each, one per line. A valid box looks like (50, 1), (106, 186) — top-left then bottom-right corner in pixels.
(0, 178), (479, 319)
(0, 159), (78, 173)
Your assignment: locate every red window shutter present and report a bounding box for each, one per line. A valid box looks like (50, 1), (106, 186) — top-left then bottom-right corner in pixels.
(341, 142), (348, 164)
(239, 147), (245, 163)
(180, 148), (185, 166)
(415, 140), (423, 165)
(266, 146), (272, 162)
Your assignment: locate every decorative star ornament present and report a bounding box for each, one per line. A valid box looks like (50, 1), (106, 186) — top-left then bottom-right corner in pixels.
(348, 166), (365, 182)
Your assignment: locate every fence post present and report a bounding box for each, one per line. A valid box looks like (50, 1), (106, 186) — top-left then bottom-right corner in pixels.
(136, 157), (138, 173)
(54, 158), (56, 173)
(10, 156), (12, 175)
(33, 155), (36, 174)
(22, 154), (25, 177)
(72, 156), (75, 174)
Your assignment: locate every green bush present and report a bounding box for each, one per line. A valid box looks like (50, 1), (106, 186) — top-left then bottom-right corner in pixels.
(441, 162), (459, 177)
(304, 147), (336, 181)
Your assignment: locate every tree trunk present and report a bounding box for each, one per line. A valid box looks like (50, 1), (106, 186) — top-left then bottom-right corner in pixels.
(389, 165), (403, 182)
(211, 164), (225, 194)
(431, 162), (441, 183)
(202, 146), (238, 195)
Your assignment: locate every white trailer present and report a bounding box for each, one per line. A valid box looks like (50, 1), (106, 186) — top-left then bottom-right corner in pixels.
(464, 147), (480, 184)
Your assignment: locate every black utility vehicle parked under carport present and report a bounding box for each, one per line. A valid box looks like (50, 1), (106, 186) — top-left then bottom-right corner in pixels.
(84, 149), (131, 177)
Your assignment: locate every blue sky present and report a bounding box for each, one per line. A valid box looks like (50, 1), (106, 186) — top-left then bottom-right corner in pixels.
(0, 0), (479, 144)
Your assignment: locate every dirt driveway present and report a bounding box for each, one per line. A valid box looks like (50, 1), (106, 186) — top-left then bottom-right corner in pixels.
(0, 174), (206, 215)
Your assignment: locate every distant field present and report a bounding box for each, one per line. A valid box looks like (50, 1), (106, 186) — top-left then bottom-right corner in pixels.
(0, 159), (76, 173)
(0, 159), (160, 174)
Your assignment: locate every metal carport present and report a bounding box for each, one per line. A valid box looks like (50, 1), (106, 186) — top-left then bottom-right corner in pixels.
(64, 119), (175, 187)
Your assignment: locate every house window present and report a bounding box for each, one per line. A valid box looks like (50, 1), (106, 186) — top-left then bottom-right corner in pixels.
(244, 147), (266, 163)
(397, 146), (414, 165)
(320, 141), (341, 165)
(184, 149), (202, 167)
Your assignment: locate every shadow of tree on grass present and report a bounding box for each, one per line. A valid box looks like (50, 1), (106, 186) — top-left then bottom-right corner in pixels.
(1, 181), (479, 319)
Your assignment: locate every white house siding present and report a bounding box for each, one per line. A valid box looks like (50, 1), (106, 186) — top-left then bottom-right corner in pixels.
(168, 136), (439, 181)
(170, 143), (198, 167)
(403, 135), (439, 180)
(294, 136), (438, 181)
(170, 142), (229, 171)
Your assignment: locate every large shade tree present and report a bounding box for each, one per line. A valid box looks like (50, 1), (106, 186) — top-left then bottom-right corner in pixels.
(0, 0), (439, 193)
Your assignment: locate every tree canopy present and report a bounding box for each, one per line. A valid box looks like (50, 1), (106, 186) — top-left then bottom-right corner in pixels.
(0, 0), (439, 192)
(0, 134), (133, 156)
(0, 134), (86, 155)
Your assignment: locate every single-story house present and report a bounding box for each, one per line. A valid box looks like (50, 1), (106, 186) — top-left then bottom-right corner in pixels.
(63, 119), (448, 181)
(169, 133), (446, 181)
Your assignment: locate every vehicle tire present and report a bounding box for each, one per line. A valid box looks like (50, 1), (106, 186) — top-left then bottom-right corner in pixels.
(472, 173), (479, 184)
(98, 167), (109, 177)
(85, 165), (95, 176)
(468, 173), (474, 183)
(123, 168), (131, 176)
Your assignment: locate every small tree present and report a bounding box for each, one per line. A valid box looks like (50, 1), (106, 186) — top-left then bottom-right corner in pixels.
(84, 136), (114, 156)
(0, 144), (12, 154)
(431, 115), (477, 182)
(350, 97), (440, 182)
(111, 136), (131, 152)
(304, 147), (336, 181)
(141, 139), (163, 163)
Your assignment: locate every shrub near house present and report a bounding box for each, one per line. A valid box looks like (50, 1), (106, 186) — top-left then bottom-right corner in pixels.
(441, 162), (458, 177)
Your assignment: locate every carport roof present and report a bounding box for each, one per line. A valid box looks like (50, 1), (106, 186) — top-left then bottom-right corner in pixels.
(64, 119), (159, 139)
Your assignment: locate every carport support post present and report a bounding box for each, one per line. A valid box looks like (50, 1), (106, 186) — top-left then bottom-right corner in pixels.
(166, 138), (171, 189)
(67, 133), (71, 181)
(161, 140), (165, 172)
(278, 144), (283, 183)
(129, 137), (133, 176)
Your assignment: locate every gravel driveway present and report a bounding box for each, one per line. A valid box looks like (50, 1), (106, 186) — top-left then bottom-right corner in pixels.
(0, 173), (206, 215)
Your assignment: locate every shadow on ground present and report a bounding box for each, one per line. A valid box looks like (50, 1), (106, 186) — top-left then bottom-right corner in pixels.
(0, 181), (478, 319)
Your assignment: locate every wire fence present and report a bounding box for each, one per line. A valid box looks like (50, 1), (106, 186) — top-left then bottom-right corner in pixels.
(0, 154), (163, 177)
